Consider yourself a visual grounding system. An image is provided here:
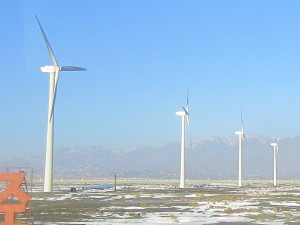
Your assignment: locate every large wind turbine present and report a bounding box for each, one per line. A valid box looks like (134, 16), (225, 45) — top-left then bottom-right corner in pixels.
(36, 16), (86, 192)
(176, 96), (192, 188)
(234, 111), (246, 187)
(271, 137), (279, 186)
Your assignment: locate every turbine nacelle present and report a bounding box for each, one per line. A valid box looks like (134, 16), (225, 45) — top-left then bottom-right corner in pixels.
(271, 142), (279, 154)
(235, 131), (242, 135)
(176, 111), (186, 117)
(271, 143), (278, 147)
(41, 66), (56, 73)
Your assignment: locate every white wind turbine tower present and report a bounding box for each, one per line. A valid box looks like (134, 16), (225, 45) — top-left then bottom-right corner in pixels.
(176, 96), (192, 189)
(36, 16), (86, 192)
(234, 111), (246, 187)
(271, 137), (279, 186)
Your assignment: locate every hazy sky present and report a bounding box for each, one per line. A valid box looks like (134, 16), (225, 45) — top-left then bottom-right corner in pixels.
(1, 1), (300, 156)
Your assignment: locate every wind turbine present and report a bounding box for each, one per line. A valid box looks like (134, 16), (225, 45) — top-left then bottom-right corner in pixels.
(176, 95), (192, 188)
(36, 16), (86, 192)
(234, 111), (246, 187)
(271, 137), (279, 186)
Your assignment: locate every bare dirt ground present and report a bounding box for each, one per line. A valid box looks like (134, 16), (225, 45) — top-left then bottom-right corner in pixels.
(27, 180), (300, 224)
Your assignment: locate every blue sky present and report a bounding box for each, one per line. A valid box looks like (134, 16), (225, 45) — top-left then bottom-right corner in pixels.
(1, 1), (300, 156)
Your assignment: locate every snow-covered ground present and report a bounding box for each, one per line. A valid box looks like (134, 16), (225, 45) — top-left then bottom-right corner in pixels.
(29, 182), (300, 224)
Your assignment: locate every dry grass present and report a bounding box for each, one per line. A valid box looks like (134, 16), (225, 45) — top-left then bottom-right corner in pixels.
(224, 207), (234, 214)
(140, 202), (150, 208)
(169, 214), (179, 222)
(188, 202), (198, 207)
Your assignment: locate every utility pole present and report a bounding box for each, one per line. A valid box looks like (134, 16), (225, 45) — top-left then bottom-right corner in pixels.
(114, 173), (117, 192)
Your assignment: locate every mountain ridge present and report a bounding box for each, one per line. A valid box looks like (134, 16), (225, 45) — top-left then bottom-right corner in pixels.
(2, 135), (300, 180)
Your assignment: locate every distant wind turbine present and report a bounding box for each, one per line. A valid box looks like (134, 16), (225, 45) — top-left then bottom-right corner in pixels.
(234, 111), (246, 187)
(271, 137), (279, 186)
(36, 16), (86, 192)
(176, 95), (192, 188)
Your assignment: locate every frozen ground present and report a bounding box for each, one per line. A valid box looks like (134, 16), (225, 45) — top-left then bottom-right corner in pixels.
(28, 180), (300, 224)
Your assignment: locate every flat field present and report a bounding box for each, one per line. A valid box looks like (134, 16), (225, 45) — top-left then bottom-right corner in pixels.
(26, 180), (300, 224)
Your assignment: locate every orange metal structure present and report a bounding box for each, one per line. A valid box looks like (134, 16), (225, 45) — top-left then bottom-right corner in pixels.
(0, 173), (30, 225)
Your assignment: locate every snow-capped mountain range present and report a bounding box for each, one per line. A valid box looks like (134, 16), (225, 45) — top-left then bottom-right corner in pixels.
(2, 135), (300, 180)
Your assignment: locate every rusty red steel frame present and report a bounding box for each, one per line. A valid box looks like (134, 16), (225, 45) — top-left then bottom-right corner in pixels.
(0, 172), (32, 225)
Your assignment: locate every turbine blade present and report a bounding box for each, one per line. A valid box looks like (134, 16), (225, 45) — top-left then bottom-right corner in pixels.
(240, 110), (247, 143)
(241, 110), (244, 128)
(243, 135), (247, 143)
(186, 91), (189, 112)
(36, 15), (59, 68)
(61, 66), (87, 71)
(242, 131), (247, 144)
(186, 114), (190, 129)
(185, 91), (192, 146)
(241, 125), (244, 138)
(182, 107), (189, 116)
(186, 114), (192, 147)
(276, 145), (279, 159)
(49, 70), (60, 122)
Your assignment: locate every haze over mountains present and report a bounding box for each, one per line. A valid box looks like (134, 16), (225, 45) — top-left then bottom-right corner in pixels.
(2, 135), (300, 180)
